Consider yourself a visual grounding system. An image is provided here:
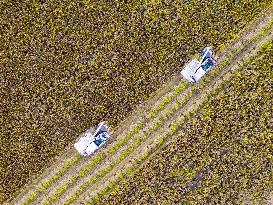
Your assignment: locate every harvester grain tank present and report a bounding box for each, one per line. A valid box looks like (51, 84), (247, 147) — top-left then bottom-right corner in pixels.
(74, 121), (112, 156)
(181, 47), (217, 83)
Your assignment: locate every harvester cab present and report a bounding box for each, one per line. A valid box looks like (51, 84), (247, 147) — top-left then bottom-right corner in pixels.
(74, 121), (112, 156)
(181, 47), (217, 83)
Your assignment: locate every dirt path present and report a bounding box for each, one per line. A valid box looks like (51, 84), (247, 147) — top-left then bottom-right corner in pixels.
(8, 4), (273, 205)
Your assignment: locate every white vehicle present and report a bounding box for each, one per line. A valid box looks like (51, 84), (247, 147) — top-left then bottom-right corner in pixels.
(74, 122), (111, 156)
(181, 47), (217, 83)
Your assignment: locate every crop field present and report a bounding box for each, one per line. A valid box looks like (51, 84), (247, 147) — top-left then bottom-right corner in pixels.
(95, 39), (273, 205)
(5, 2), (273, 204)
(1, 0), (273, 204)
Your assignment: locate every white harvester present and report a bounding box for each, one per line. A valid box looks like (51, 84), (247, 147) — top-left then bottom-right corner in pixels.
(181, 47), (217, 83)
(74, 121), (112, 156)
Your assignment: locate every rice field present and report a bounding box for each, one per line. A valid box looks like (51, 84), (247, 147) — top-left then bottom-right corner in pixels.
(1, 0), (272, 203)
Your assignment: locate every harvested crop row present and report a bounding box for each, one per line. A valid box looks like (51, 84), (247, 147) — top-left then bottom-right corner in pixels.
(34, 60), (217, 204)
(86, 64), (236, 205)
(81, 37), (271, 205)
(95, 40), (273, 204)
(14, 63), (189, 204)
(81, 19), (273, 203)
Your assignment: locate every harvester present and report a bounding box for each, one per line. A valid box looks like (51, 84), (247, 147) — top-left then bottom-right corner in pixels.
(74, 121), (112, 156)
(181, 47), (217, 83)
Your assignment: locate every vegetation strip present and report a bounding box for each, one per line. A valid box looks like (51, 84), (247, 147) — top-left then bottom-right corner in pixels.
(21, 154), (80, 205)
(61, 71), (221, 204)
(28, 79), (188, 205)
(41, 25), (246, 202)
(86, 69), (236, 204)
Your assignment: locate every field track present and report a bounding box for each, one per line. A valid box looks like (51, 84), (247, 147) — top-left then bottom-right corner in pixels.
(7, 4), (273, 205)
